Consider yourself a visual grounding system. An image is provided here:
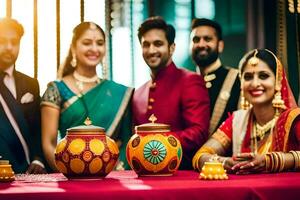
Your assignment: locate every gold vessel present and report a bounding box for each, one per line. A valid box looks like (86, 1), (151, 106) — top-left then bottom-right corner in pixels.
(199, 157), (228, 180)
(0, 160), (15, 182)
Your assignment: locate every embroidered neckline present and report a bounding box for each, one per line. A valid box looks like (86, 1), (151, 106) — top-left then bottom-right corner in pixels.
(204, 73), (216, 88)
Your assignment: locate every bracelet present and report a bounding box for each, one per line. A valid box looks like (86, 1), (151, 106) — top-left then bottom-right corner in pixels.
(31, 160), (45, 168)
(265, 154), (270, 172)
(222, 157), (229, 167)
(289, 151), (299, 171)
(278, 152), (285, 172)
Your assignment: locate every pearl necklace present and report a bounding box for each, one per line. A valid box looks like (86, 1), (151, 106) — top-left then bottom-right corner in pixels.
(73, 71), (100, 92)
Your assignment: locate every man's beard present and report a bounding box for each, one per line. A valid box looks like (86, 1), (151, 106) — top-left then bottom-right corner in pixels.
(0, 52), (17, 70)
(192, 48), (219, 68)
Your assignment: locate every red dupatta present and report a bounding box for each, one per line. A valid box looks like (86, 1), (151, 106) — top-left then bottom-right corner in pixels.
(266, 50), (298, 151)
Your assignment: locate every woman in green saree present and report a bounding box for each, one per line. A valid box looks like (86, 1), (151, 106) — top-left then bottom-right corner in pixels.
(41, 22), (133, 172)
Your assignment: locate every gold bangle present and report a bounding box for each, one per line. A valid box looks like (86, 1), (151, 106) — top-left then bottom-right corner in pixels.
(272, 152), (279, 172)
(269, 153), (275, 172)
(192, 146), (217, 171)
(276, 152), (284, 172)
(289, 151), (298, 171)
(265, 154), (271, 172)
(295, 151), (300, 170)
(222, 157), (230, 167)
(279, 152), (285, 172)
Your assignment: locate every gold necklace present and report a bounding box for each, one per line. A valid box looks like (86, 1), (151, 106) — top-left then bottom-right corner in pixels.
(255, 118), (276, 141)
(251, 117), (277, 154)
(73, 71), (100, 92)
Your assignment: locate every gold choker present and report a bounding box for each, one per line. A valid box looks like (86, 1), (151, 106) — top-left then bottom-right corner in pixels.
(251, 116), (276, 154)
(253, 117), (276, 141)
(73, 71), (100, 92)
(73, 71), (99, 83)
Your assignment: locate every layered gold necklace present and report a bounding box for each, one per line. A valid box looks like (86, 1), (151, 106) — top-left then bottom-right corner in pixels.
(73, 70), (100, 92)
(251, 117), (277, 154)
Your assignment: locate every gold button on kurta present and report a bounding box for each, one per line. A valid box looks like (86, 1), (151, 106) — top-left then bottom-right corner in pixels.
(149, 98), (155, 103)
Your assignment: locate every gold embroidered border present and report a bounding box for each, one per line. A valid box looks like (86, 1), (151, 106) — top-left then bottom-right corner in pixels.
(212, 129), (231, 150)
(40, 101), (60, 110)
(61, 95), (80, 113)
(209, 68), (239, 134)
(106, 87), (134, 137)
(283, 108), (300, 151)
(276, 0), (288, 74)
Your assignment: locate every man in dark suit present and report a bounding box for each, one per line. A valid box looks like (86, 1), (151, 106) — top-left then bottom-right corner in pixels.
(190, 18), (241, 135)
(0, 17), (45, 173)
(132, 17), (210, 169)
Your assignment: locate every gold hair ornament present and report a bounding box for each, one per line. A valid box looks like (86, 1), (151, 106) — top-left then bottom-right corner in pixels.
(248, 49), (259, 66)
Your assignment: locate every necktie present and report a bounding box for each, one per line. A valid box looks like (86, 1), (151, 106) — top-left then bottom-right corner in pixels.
(0, 71), (17, 107)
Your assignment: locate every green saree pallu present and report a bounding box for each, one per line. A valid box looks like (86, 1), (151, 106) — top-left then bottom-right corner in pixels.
(42, 79), (134, 169)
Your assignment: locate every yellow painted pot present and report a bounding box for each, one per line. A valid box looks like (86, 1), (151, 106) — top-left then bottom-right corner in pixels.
(126, 115), (182, 176)
(55, 121), (119, 178)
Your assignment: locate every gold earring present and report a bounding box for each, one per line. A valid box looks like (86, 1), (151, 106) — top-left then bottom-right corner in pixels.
(272, 90), (286, 116)
(101, 59), (108, 79)
(240, 94), (250, 110)
(240, 82), (250, 110)
(71, 54), (77, 68)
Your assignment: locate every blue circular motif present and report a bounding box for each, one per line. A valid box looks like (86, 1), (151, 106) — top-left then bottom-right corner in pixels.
(143, 140), (167, 165)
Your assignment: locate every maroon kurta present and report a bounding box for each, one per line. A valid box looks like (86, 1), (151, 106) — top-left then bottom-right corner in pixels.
(132, 62), (210, 169)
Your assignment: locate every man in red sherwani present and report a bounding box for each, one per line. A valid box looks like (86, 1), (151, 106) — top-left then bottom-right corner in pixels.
(132, 16), (210, 169)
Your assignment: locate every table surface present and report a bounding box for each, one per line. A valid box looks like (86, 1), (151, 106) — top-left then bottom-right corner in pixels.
(1, 170), (300, 200)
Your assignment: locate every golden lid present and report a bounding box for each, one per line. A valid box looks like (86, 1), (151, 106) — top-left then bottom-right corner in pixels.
(67, 118), (105, 134)
(0, 160), (9, 165)
(135, 114), (170, 132)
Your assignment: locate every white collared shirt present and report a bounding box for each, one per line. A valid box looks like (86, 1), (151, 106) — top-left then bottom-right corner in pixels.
(3, 65), (17, 98)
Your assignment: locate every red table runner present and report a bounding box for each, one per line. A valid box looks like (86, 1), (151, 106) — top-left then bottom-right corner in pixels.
(1, 170), (300, 200)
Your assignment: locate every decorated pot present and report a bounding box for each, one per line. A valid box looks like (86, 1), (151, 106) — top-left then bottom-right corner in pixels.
(55, 119), (119, 178)
(126, 114), (182, 176)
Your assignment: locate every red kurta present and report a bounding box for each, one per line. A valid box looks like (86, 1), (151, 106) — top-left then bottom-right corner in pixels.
(132, 62), (210, 169)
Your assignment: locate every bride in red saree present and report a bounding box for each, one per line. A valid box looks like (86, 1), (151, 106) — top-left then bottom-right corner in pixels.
(193, 49), (300, 174)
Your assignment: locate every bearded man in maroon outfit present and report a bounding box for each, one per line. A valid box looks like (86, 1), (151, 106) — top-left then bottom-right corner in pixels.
(132, 16), (210, 169)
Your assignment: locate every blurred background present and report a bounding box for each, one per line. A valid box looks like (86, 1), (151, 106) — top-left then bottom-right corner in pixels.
(0, 0), (299, 100)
